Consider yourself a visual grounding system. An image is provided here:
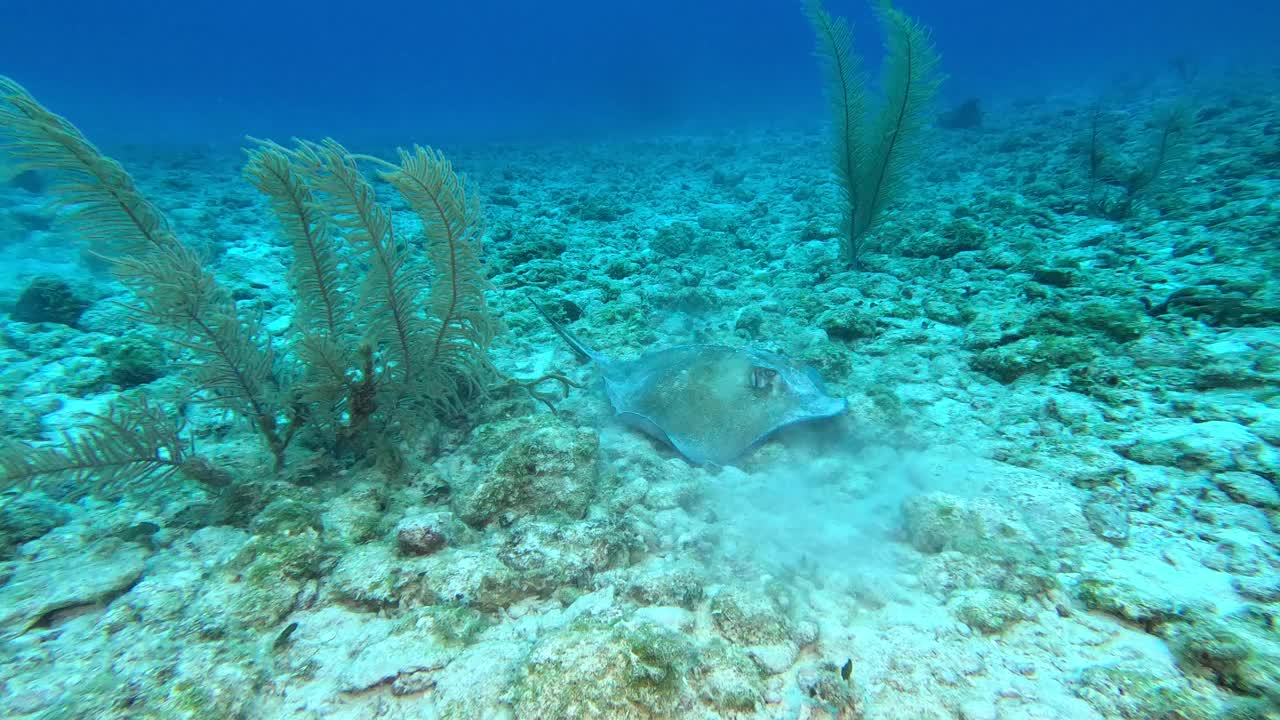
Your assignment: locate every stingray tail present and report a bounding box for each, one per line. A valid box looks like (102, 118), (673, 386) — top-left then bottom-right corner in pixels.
(531, 296), (606, 365)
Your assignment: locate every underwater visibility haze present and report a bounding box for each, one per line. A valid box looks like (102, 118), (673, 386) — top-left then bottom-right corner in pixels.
(1, 0), (1279, 718)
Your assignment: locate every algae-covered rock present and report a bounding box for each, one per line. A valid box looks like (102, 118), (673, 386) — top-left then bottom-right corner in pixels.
(1120, 421), (1278, 474)
(496, 517), (640, 597)
(902, 492), (1038, 560)
(409, 548), (522, 611)
(339, 613), (467, 693)
(0, 539), (147, 636)
(1214, 471), (1280, 510)
(319, 483), (388, 546)
(970, 335), (1095, 383)
(710, 586), (795, 646)
(1168, 608), (1280, 703)
(11, 276), (91, 327)
(1074, 664), (1227, 720)
(905, 494), (1058, 602)
(692, 639), (765, 712)
(331, 544), (400, 608)
(513, 620), (699, 719)
(452, 414), (600, 527)
(1075, 576), (1191, 631)
(0, 492), (70, 556)
(950, 588), (1028, 634)
(626, 560), (706, 609)
(795, 661), (862, 719)
(1083, 487), (1130, 545)
(709, 585), (815, 676)
(395, 511), (464, 557)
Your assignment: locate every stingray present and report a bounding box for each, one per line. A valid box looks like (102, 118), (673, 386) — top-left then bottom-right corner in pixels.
(536, 302), (848, 465)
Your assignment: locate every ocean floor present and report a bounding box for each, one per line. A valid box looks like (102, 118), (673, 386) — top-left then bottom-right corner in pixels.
(1, 68), (1279, 719)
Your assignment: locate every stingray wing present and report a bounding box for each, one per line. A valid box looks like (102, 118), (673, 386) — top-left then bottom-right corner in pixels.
(604, 346), (846, 465)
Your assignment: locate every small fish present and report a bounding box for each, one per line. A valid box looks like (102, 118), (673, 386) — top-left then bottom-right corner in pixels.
(840, 658), (853, 683)
(273, 621), (298, 650)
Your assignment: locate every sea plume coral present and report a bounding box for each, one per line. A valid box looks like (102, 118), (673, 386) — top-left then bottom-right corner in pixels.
(0, 76), (498, 497)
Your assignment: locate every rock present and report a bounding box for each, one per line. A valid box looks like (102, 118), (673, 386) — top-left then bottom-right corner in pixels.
(1214, 471), (1280, 510)
(710, 586), (794, 646)
(411, 549), (521, 611)
(650, 221), (697, 257)
(626, 560), (706, 609)
(10, 276), (91, 327)
(795, 663), (862, 718)
(340, 624), (458, 692)
(0, 493), (70, 554)
(395, 512), (454, 556)
(1076, 576), (1190, 631)
(632, 606), (695, 633)
(901, 492), (1037, 559)
(951, 589), (1027, 633)
(1083, 488), (1130, 545)
(331, 544), (400, 608)
(0, 540), (147, 636)
(451, 415), (600, 527)
(1166, 610), (1280, 701)
(697, 640), (765, 712)
(1074, 663), (1225, 720)
(512, 621), (697, 719)
(1120, 422), (1278, 474)
(495, 517), (640, 596)
(1232, 575), (1280, 602)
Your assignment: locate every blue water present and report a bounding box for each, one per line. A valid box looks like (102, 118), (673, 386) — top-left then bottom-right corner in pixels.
(3, 0), (1276, 146)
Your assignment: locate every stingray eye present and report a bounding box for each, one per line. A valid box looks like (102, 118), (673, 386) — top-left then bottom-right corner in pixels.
(750, 366), (778, 389)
